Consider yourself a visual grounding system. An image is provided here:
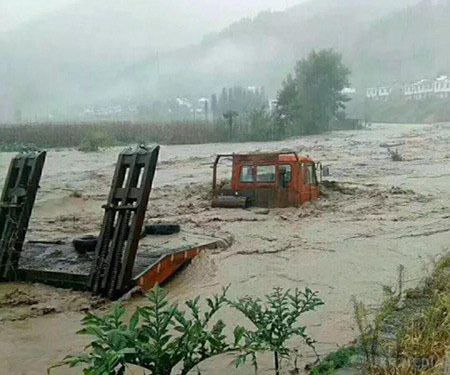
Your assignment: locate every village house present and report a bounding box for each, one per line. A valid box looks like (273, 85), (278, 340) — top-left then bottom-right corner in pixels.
(434, 75), (450, 98)
(366, 86), (391, 100)
(404, 79), (435, 100)
(368, 75), (450, 101)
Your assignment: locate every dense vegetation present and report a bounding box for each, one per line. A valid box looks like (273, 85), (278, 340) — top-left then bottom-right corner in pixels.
(0, 122), (227, 151)
(312, 254), (450, 374)
(210, 86), (267, 123)
(274, 49), (350, 136)
(52, 287), (323, 375)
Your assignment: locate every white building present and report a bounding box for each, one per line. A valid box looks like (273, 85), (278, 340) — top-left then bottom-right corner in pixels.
(269, 99), (278, 112)
(366, 87), (377, 99)
(366, 87), (391, 100)
(434, 75), (450, 98)
(341, 87), (356, 95)
(176, 97), (192, 109)
(416, 79), (434, 99)
(404, 76), (450, 100)
(367, 75), (450, 101)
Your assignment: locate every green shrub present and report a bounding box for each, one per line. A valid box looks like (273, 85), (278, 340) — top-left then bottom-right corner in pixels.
(230, 287), (324, 375)
(51, 286), (324, 375)
(310, 346), (360, 374)
(352, 258), (450, 374)
(51, 287), (231, 375)
(79, 129), (115, 152)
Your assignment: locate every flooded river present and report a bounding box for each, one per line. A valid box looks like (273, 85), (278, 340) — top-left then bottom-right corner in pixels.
(0, 123), (449, 374)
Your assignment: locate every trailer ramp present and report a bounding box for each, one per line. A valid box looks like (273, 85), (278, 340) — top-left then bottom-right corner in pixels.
(89, 145), (160, 298)
(0, 151), (46, 280)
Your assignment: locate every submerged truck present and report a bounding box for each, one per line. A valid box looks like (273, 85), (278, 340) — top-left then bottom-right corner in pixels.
(212, 151), (327, 209)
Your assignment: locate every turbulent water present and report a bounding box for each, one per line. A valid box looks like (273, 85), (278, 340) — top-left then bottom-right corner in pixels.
(0, 123), (449, 374)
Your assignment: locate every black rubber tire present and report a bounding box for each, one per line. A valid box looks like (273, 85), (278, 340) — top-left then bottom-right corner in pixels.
(73, 235), (98, 254)
(144, 224), (181, 236)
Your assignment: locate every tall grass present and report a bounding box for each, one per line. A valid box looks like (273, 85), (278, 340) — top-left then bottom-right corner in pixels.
(0, 121), (231, 150)
(312, 256), (450, 374)
(353, 255), (450, 374)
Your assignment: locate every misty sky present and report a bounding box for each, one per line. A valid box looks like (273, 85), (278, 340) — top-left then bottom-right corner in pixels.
(0, 0), (76, 32)
(0, 0), (303, 33)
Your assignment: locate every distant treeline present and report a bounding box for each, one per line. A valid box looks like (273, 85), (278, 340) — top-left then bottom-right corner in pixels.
(0, 122), (230, 151)
(0, 116), (362, 152)
(0, 49), (362, 152)
(0, 119), (300, 151)
(210, 86), (267, 122)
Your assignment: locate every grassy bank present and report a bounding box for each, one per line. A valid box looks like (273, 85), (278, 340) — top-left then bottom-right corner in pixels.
(313, 253), (450, 374)
(0, 118), (363, 152)
(0, 122), (231, 151)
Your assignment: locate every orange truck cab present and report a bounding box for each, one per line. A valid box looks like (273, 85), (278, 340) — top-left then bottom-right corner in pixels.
(212, 151), (324, 208)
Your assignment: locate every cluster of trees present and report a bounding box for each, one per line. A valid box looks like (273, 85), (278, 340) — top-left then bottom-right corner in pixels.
(210, 86), (267, 122)
(214, 49), (351, 141)
(273, 49), (351, 137)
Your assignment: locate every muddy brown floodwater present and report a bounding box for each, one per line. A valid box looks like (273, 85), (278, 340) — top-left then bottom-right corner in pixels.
(0, 123), (449, 374)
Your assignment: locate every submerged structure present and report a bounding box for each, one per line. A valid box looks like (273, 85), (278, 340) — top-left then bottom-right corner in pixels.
(212, 151), (325, 208)
(0, 151), (46, 280)
(0, 146), (220, 299)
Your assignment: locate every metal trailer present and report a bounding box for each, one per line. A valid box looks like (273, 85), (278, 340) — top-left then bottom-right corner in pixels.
(0, 146), (221, 299)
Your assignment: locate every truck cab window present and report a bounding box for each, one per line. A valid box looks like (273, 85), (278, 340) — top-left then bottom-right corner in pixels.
(256, 165), (276, 182)
(308, 164), (318, 185)
(302, 164), (312, 185)
(279, 165), (292, 187)
(240, 165), (254, 182)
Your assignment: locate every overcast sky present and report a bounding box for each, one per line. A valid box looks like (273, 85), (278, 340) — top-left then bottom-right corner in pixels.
(0, 0), (76, 32)
(0, 0), (303, 33)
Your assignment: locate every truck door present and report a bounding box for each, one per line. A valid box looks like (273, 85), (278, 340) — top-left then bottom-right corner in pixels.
(300, 163), (312, 203)
(300, 163), (319, 203)
(276, 164), (292, 207)
(310, 163), (320, 200)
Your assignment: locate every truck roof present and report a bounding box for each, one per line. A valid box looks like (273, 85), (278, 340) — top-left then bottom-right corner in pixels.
(228, 152), (315, 164)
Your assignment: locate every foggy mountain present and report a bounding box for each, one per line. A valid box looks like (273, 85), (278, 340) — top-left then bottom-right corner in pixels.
(1, 0), (449, 121)
(353, 0), (450, 86)
(0, 0), (301, 119)
(142, 0), (425, 98)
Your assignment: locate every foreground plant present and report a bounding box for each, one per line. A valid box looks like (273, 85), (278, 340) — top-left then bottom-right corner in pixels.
(174, 286), (230, 374)
(352, 257), (450, 374)
(231, 287), (324, 375)
(49, 304), (135, 374)
(51, 286), (324, 375)
(51, 286), (230, 375)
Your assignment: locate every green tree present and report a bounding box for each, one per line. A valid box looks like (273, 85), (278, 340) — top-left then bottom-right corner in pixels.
(274, 74), (299, 138)
(276, 49), (350, 135)
(249, 106), (273, 141)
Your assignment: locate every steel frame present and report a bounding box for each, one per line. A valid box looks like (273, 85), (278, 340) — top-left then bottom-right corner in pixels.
(89, 145), (160, 298)
(0, 151), (46, 280)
